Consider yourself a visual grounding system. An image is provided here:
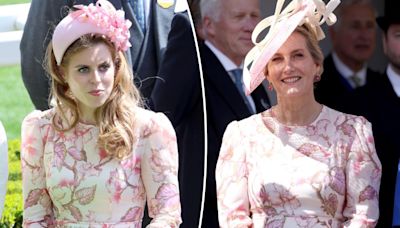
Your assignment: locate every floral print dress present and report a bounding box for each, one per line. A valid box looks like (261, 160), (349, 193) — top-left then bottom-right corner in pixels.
(21, 108), (181, 228)
(216, 106), (381, 228)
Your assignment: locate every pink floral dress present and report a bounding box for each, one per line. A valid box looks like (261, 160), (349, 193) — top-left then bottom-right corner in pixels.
(216, 106), (381, 228)
(21, 108), (181, 228)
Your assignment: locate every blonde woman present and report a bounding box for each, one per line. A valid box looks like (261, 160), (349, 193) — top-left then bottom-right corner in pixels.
(216, 0), (381, 227)
(21, 1), (181, 227)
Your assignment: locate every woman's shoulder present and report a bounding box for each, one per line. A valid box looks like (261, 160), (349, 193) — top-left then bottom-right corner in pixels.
(322, 105), (370, 125)
(226, 113), (264, 136)
(22, 108), (55, 127)
(136, 107), (171, 124)
(135, 107), (174, 133)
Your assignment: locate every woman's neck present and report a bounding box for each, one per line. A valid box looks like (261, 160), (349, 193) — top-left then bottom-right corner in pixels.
(78, 110), (97, 125)
(272, 98), (322, 126)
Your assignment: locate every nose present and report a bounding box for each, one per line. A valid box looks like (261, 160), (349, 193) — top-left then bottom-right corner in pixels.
(90, 71), (101, 83)
(243, 17), (259, 32)
(283, 58), (294, 74)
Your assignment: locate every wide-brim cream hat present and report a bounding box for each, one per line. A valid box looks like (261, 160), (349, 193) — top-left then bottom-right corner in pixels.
(243, 0), (341, 95)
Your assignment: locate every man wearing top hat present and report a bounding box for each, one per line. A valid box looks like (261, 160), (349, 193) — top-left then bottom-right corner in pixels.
(353, 0), (400, 226)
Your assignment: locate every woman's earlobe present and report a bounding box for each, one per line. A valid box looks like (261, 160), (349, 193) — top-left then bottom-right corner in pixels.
(314, 74), (321, 82)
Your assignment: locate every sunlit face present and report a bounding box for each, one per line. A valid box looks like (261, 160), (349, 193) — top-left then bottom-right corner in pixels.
(64, 43), (115, 116)
(331, 4), (376, 67)
(383, 24), (400, 74)
(205, 0), (260, 65)
(266, 32), (321, 99)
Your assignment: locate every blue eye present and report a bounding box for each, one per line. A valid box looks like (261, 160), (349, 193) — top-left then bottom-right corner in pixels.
(78, 66), (89, 73)
(99, 63), (110, 72)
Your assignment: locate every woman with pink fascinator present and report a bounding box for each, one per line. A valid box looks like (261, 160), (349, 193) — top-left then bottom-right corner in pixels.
(20, 1), (181, 227)
(215, 0), (381, 227)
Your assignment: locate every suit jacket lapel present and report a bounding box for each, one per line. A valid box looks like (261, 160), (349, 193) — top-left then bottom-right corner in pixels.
(152, 0), (175, 65)
(201, 44), (252, 118)
(121, 0), (145, 70)
(251, 85), (271, 113)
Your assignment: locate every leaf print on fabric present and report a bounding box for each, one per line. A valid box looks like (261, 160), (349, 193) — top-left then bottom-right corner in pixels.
(359, 185), (377, 202)
(265, 216), (284, 228)
(307, 119), (329, 136)
(297, 143), (329, 160)
(141, 121), (156, 139)
(24, 188), (44, 209)
(321, 193), (338, 217)
(54, 142), (66, 171)
(67, 146), (87, 162)
(338, 122), (356, 138)
(75, 185), (96, 205)
(150, 183), (180, 215)
(328, 167), (345, 195)
(261, 184), (301, 214)
(22, 134), (38, 157)
(264, 206), (278, 216)
(105, 169), (135, 204)
(150, 148), (176, 182)
(66, 204), (82, 221)
(120, 206), (143, 222)
(294, 216), (319, 227)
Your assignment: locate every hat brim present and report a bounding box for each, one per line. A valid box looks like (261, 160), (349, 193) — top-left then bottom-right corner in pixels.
(376, 16), (400, 31)
(243, 3), (309, 95)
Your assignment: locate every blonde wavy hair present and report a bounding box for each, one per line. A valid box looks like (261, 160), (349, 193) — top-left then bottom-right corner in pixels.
(45, 34), (142, 159)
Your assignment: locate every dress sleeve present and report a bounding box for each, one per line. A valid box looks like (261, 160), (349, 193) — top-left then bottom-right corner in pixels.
(343, 118), (382, 227)
(140, 112), (182, 227)
(216, 121), (252, 228)
(0, 121), (8, 217)
(21, 111), (54, 227)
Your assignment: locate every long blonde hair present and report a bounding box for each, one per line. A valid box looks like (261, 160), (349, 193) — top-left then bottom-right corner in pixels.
(45, 34), (142, 159)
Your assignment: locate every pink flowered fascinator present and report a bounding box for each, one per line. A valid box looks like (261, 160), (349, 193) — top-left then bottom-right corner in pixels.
(52, 0), (132, 65)
(243, 0), (340, 95)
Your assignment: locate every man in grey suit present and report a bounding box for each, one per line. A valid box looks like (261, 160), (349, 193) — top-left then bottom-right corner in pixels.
(20, 0), (175, 110)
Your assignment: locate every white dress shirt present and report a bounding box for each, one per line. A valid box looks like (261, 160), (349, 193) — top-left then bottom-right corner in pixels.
(0, 121), (8, 217)
(387, 64), (400, 97)
(332, 52), (367, 88)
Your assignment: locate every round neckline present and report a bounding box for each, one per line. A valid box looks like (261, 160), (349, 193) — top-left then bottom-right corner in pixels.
(263, 105), (326, 128)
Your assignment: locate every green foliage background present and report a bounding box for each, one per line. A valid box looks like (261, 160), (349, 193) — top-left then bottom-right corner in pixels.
(1, 140), (22, 227)
(0, 64), (34, 225)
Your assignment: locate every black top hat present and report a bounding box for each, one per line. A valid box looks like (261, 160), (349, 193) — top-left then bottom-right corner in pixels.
(376, 0), (400, 31)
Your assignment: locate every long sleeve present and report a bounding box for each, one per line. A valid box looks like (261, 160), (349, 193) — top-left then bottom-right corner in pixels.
(0, 121), (8, 217)
(21, 111), (54, 227)
(141, 113), (182, 227)
(343, 118), (382, 227)
(216, 121), (252, 228)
